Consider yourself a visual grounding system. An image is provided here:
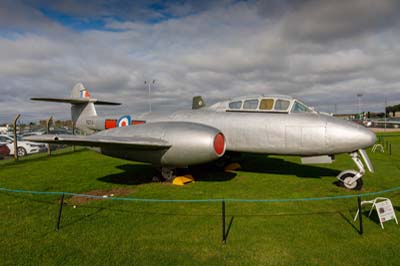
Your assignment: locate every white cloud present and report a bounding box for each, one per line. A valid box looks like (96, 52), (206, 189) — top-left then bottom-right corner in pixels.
(1, 0), (400, 123)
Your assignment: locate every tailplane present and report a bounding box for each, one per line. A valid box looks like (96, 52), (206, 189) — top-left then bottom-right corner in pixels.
(31, 83), (121, 131)
(31, 83), (120, 107)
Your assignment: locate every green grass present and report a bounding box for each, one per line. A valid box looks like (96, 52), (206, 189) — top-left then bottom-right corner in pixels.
(1, 136), (400, 266)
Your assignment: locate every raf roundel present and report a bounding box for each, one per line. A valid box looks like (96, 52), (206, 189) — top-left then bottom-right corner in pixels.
(117, 115), (131, 127)
(80, 90), (90, 98)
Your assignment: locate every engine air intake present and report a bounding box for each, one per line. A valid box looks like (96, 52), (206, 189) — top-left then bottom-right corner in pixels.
(214, 133), (225, 156)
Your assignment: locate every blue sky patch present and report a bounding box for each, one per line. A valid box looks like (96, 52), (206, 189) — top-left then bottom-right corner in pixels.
(39, 7), (107, 31)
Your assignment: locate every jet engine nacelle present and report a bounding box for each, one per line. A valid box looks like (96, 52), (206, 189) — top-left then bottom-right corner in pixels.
(99, 121), (226, 167)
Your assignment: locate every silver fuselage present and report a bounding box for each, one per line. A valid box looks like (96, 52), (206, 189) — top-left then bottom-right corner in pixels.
(83, 109), (376, 156)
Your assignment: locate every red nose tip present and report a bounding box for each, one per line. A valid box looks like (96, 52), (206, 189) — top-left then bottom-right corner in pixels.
(214, 133), (225, 156)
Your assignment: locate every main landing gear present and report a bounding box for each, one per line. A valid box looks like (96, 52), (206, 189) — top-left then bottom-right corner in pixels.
(151, 167), (176, 182)
(337, 149), (374, 190)
(161, 167), (175, 181)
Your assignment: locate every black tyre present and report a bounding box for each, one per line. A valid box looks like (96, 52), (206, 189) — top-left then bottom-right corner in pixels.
(17, 147), (27, 157)
(339, 172), (363, 190)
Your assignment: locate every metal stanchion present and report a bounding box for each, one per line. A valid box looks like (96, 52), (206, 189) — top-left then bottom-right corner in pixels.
(13, 114), (21, 161)
(222, 200), (226, 244)
(72, 122), (76, 152)
(47, 116), (53, 156)
(358, 196), (363, 235)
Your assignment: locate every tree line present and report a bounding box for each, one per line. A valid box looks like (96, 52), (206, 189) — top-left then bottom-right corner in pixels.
(386, 104), (400, 117)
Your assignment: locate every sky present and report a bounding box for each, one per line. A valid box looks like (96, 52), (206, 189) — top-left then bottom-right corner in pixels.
(1, 0), (400, 124)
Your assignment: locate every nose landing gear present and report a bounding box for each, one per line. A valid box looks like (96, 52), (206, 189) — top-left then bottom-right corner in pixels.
(337, 149), (374, 190)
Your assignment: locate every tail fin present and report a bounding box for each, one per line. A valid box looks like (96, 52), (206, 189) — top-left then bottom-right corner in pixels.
(69, 83), (97, 124)
(71, 82), (91, 99)
(31, 82), (120, 130)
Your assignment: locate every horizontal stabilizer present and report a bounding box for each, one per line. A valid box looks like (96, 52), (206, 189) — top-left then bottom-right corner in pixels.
(25, 134), (170, 150)
(30, 98), (121, 105)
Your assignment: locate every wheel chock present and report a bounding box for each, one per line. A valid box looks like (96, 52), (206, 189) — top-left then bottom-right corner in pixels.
(224, 163), (241, 171)
(172, 175), (195, 186)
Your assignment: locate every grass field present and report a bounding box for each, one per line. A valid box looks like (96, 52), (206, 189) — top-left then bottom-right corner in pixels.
(1, 134), (400, 265)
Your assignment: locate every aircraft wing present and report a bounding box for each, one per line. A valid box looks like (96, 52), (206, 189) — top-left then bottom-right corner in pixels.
(25, 134), (170, 150)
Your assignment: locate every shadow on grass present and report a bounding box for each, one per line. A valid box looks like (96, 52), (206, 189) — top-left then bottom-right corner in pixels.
(339, 211), (360, 234)
(225, 216), (234, 242)
(364, 209), (382, 225)
(98, 163), (237, 185)
(60, 207), (106, 231)
(97, 153), (340, 186)
(238, 154), (341, 179)
(98, 164), (157, 185)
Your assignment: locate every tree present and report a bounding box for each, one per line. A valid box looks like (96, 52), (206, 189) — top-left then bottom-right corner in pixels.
(386, 104), (400, 117)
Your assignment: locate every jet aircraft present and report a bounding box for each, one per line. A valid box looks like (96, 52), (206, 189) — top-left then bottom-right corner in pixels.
(27, 83), (376, 190)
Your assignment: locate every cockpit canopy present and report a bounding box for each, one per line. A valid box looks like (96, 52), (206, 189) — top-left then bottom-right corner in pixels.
(221, 95), (313, 114)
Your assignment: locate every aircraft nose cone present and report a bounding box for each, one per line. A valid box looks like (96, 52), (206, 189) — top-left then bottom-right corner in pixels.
(359, 127), (376, 148)
(326, 118), (376, 153)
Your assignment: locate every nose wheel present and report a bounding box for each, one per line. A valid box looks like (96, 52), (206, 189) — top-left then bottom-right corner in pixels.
(336, 150), (371, 190)
(337, 170), (363, 190)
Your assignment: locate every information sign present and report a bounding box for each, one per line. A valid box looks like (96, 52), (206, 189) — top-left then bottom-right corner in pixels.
(353, 197), (398, 229)
(375, 199), (398, 229)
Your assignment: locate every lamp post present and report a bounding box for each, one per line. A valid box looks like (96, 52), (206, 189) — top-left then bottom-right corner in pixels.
(384, 97), (387, 131)
(145, 79), (156, 112)
(357, 93), (363, 119)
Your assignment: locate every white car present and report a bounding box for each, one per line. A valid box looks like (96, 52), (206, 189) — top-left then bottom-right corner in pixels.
(0, 135), (47, 156)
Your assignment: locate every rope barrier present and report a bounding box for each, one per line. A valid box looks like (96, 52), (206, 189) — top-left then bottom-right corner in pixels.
(1, 186), (400, 203)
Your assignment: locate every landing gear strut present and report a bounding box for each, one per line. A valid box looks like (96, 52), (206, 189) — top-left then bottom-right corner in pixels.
(337, 150), (373, 190)
(161, 167), (175, 181)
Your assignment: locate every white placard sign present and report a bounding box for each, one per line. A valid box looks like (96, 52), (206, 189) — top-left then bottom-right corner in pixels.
(375, 199), (398, 229)
(353, 197), (398, 229)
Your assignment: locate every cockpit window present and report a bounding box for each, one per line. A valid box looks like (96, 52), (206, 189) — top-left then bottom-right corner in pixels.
(229, 101), (242, 109)
(259, 99), (274, 110)
(243, 99), (259, 110)
(274, 99), (290, 111)
(291, 101), (310, 113)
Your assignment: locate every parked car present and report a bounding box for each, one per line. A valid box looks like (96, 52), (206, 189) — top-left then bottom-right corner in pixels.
(0, 144), (10, 159)
(21, 131), (46, 139)
(0, 135), (47, 156)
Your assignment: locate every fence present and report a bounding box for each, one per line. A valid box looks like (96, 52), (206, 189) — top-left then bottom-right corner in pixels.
(1, 186), (400, 243)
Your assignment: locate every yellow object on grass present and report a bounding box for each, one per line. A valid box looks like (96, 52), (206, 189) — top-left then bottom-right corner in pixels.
(172, 175), (195, 186)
